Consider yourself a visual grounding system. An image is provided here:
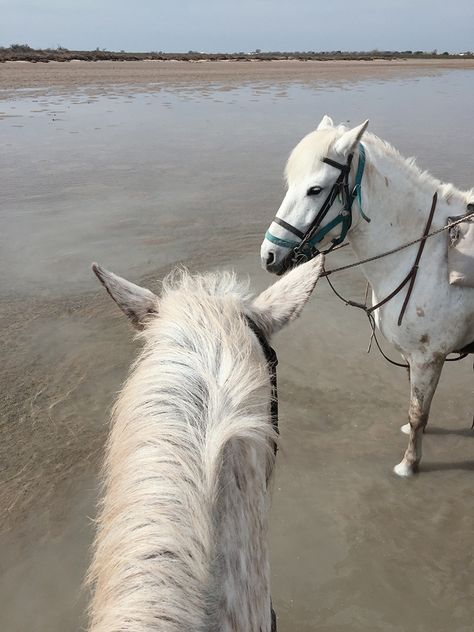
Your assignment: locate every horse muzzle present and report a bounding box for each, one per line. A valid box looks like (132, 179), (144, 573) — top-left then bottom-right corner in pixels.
(261, 257), (286, 275)
(260, 241), (288, 275)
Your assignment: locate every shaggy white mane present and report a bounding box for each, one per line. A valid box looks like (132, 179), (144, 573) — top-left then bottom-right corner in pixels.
(88, 269), (276, 632)
(160, 267), (252, 305)
(285, 125), (474, 203)
(362, 131), (473, 202)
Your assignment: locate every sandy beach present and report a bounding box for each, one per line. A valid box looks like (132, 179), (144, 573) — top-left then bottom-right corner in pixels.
(2, 58), (474, 96)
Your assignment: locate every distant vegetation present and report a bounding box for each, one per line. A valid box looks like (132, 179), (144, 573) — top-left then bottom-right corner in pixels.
(1, 44), (473, 63)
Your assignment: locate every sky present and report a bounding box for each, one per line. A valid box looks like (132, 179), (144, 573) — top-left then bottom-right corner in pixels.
(1, 0), (473, 53)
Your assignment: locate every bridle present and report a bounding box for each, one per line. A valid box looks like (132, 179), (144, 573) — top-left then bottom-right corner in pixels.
(245, 315), (279, 453)
(265, 143), (368, 269)
(244, 315), (278, 632)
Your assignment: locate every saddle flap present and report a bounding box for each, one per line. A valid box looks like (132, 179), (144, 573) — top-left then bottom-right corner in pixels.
(447, 208), (474, 287)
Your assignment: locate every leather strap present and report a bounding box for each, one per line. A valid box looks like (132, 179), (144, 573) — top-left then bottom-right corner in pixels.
(273, 216), (305, 240)
(366, 192), (438, 326)
(244, 316), (279, 453)
(322, 156), (351, 171)
(397, 192), (437, 325)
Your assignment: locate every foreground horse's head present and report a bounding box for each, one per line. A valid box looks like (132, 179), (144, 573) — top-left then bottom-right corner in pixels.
(92, 256), (323, 338)
(88, 258), (323, 632)
(261, 115), (369, 275)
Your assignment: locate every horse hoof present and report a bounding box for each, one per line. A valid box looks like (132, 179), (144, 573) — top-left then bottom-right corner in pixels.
(393, 461), (415, 477)
(401, 423), (411, 435)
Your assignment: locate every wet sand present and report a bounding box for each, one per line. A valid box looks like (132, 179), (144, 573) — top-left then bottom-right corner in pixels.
(2, 58), (474, 97)
(1, 61), (473, 631)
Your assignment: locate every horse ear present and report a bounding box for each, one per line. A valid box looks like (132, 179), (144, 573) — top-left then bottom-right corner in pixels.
(333, 119), (369, 156)
(317, 114), (334, 130)
(252, 255), (324, 336)
(92, 263), (158, 330)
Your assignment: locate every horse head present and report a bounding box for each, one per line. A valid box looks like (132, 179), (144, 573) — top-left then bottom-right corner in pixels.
(261, 115), (369, 275)
(91, 256), (324, 339)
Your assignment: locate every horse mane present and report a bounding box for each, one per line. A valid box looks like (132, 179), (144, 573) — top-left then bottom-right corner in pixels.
(361, 131), (473, 202)
(87, 269), (276, 632)
(285, 124), (474, 203)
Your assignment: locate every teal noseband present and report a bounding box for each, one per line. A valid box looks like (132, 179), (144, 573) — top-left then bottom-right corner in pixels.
(265, 143), (368, 257)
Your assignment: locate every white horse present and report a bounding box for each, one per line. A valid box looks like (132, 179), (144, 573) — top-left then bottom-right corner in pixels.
(261, 115), (474, 477)
(87, 257), (323, 632)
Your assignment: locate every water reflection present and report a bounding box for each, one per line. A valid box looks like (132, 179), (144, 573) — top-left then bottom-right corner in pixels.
(1, 66), (473, 632)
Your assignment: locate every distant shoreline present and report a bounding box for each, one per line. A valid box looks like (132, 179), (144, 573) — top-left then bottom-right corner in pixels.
(2, 46), (474, 64)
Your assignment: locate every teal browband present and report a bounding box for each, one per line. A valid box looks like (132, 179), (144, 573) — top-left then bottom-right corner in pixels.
(265, 143), (368, 253)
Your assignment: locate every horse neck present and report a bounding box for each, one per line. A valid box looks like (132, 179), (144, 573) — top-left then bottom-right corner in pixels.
(88, 322), (273, 632)
(348, 136), (468, 289)
(212, 438), (273, 631)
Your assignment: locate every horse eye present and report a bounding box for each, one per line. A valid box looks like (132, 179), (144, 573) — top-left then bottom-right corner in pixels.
(307, 186), (322, 196)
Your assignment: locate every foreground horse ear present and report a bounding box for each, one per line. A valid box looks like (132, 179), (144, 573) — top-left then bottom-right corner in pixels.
(334, 119), (369, 156)
(92, 263), (158, 330)
(252, 255), (324, 336)
(317, 114), (334, 130)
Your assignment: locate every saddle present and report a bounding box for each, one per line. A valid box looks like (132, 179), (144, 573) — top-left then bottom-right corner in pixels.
(448, 203), (474, 287)
(455, 339), (474, 355)
(448, 204), (474, 356)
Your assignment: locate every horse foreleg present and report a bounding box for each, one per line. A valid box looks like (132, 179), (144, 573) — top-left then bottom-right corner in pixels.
(394, 354), (444, 477)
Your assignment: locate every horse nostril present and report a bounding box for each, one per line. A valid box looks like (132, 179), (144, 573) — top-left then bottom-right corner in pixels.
(266, 252), (275, 266)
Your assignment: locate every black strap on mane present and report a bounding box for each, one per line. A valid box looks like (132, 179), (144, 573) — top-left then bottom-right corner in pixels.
(245, 316), (279, 632)
(245, 316), (279, 451)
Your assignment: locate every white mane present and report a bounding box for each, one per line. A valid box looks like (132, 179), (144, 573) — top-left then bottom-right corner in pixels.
(88, 251), (324, 630)
(88, 269), (276, 632)
(361, 131), (473, 202)
(285, 125), (474, 203)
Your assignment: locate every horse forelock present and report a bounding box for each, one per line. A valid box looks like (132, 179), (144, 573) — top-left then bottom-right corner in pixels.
(88, 269), (276, 632)
(285, 128), (338, 184)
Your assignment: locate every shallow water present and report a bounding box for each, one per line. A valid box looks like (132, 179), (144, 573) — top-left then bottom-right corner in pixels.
(1, 65), (473, 631)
